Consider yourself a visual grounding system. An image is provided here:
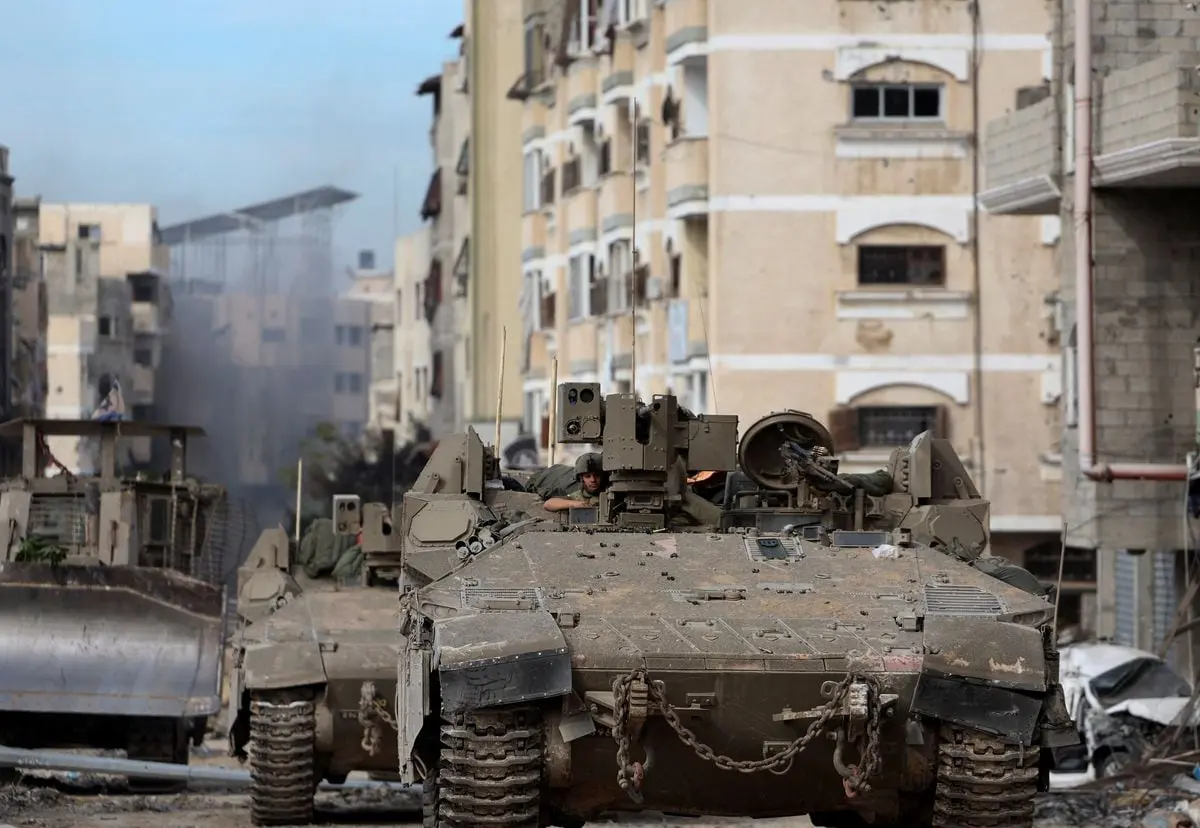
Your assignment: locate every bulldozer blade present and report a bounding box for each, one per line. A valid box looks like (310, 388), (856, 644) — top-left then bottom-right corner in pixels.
(0, 563), (226, 719)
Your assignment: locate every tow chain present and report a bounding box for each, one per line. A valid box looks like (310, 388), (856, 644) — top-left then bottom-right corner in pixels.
(358, 681), (398, 756)
(611, 668), (882, 804)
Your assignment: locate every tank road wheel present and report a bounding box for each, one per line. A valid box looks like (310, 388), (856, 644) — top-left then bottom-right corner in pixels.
(933, 725), (1039, 828)
(434, 707), (544, 827)
(126, 718), (189, 793)
(248, 691), (316, 826)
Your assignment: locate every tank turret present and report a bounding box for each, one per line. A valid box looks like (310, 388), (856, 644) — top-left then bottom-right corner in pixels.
(555, 381), (738, 529)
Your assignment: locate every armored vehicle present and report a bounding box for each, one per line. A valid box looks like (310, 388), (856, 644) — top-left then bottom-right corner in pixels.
(247, 384), (1075, 826)
(229, 493), (416, 825)
(0, 418), (229, 787)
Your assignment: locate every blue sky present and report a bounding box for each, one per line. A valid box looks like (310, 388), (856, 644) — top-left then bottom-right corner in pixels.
(0, 0), (463, 270)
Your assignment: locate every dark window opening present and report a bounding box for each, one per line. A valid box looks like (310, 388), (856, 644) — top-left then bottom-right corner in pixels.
(858, 406), (940, 448)
(851, 84), (942, 120)
(98, 316), (112, 337)
(857, 245), (945, 286)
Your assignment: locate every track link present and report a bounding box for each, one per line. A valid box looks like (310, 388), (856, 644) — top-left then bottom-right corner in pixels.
(434, 708), (543, 827)
(249, 694), (316, 826)
(932, 725), (1039, 828)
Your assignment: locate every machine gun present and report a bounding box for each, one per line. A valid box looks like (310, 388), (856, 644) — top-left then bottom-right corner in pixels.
(554, 382), (738, 529)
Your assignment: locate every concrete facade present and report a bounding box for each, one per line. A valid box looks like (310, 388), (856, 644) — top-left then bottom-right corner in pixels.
(11, 197), (47, 425)
(514, 0), (1062, 561)
(981, 0), (1200, 645)
(402, 1), (528, 453)
(0, 148), (13, 472)
(345, 260), (397, 435)
(37, 203), (172, 468)
(395, 228), (434, 442)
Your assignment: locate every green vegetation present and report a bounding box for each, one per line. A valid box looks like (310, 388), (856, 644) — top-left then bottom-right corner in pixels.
(15, 535), (67, 566)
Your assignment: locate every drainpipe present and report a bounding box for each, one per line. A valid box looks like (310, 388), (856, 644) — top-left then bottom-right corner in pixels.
(1072, 0), (1187, 483)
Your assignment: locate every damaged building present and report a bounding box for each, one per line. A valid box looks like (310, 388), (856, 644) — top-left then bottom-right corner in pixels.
(981, 0), (1200, 657)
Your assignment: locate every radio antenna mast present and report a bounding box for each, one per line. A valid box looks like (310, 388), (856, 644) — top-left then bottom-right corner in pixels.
(629, 99), (640, 393)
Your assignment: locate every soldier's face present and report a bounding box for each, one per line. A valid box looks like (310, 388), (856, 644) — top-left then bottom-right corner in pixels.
(581, 472), (600, 493)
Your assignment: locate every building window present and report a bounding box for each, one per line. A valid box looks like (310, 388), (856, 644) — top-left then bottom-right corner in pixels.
(828, 405), (946, 452)
(523, 149), (543, 212)
(261, 327), (286, 343)
(568, 254), (594, 320)
(607, 239), (632, 311)
(335, 372), (364, 394)
(523, 16), (545, 87)
(851, 83), (942, 121)
(857, 245), (945, 286)
(635, 121), (650, 166)
(431, 351), (445, 399)
(132, 404), (153, 421)
(98, 315), (113, 337)
(539, 271), (556, 330)
(78, 223), (101, 240)
(571, 0), (599, 54)
(335, 325), (364, 347)
(133, 334), (154, 367)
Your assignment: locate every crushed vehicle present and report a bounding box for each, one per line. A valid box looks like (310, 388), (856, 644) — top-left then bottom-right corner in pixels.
(239, 384), (1077, 826)
(227, 497), (411, 825)
(1054, 641), (1197, 780)
(0, 418), (229, 789)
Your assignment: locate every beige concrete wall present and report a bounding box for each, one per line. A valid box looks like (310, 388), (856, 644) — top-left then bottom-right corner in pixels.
(467, 0), (526, 429)
(38, 203), (167, 278)
(395, 228), (433, 441)
(517, 0), (1061, 535)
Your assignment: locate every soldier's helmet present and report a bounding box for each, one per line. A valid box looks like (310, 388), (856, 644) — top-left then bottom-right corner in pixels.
(574, 452), (603, 480)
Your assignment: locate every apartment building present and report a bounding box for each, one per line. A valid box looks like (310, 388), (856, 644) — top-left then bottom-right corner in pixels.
(395, 228), (433, 442)
(981, 1), (1200, 651)
(513, 0), (1063, 570)
(398, 3), (528, 454)
(346, 250), (397, 434)
(415, 56), (470, 438)
(11, 197), (47, 425)
(158, 285), (370, 519)
(0, 148), (13, 472)
(38, 203), (172, 467)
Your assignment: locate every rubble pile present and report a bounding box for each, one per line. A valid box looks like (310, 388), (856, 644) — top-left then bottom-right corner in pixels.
(1037, 788), (1198, 827)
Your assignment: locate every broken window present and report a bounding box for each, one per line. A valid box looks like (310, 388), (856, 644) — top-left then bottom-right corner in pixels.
(851, 83), (942, 121)
(857, 245), (945, 286)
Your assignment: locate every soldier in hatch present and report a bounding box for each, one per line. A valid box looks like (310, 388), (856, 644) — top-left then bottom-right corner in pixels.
(543, 452), (608, 512)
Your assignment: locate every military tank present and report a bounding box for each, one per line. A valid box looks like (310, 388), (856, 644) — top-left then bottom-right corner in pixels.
(242, 383), (1077, 826)
(228, 495), (417, 826)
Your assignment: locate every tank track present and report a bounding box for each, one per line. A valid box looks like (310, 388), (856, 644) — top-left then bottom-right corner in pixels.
(933, 725), (1039, 828)
(433, 707), (543, 827)
(249, 693), (316, 827)
(126, 718), (188, 793)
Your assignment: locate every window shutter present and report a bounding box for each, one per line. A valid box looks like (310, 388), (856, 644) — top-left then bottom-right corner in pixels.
(540, 414), (550, 449)
(828, 407), (860, 453)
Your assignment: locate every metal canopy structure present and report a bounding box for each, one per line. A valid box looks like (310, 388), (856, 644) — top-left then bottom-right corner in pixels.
(158, 186), (357, 245)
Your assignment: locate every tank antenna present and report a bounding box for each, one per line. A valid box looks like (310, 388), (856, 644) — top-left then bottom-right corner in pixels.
(494, 326), (507, 456)
(629, 99), (640, 394)
(293, 458), (303, 544)
(548, 357), (558, 466)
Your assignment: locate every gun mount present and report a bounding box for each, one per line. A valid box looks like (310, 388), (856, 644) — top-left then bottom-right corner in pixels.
(555, 381), (738, 529)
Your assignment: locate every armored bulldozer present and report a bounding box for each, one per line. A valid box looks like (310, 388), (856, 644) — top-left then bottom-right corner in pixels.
(228, 490), (428, 825)
(0, 418), (229, 786)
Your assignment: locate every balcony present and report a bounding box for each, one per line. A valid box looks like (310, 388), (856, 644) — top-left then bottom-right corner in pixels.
(978, 97), (1060, 216)
(566, 57), (598, 127)
(1092, 51), (1200, 187)
(601, 33), (635, 105)
(567, 319), (599, 372)
(522, 98), (548, 147)
(598, 172), (634, 231)
(664, 137), (709, 219)
(565, 187), (598, 240)
(522, 211), (548, 262)
(665, 0), (708, 66)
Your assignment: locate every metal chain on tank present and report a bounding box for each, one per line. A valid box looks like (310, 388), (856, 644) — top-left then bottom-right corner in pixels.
(841, 683), (884, 798)
(358, 681), (398, 756)
(612, 668), (883, 803)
